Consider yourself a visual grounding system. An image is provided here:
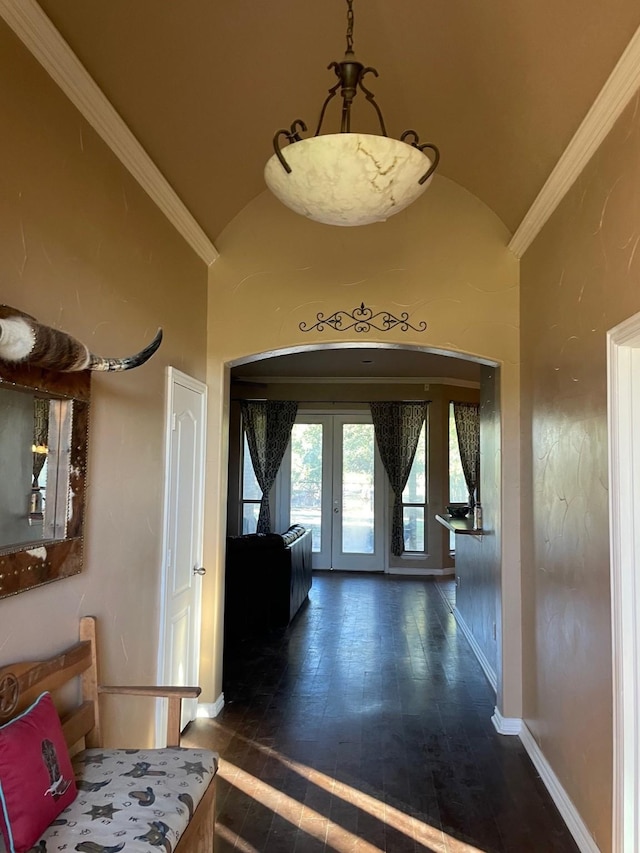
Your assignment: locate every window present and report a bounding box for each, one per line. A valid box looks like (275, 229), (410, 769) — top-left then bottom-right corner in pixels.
(449, 402), (467, 502)
(401, 420), (427, 552)
(241, 434), (261, 533)
(449, 402), (468, 551)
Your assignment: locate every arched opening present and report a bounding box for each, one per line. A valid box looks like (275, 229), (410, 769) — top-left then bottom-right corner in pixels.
(219, 341), (503, 717)
(203, 177), (521, 727)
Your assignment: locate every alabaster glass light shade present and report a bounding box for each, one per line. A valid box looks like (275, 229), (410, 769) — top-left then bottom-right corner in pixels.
(264, 133), (435, 226)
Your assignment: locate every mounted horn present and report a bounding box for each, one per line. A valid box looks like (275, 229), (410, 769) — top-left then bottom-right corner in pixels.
(0, 305), (163, 373)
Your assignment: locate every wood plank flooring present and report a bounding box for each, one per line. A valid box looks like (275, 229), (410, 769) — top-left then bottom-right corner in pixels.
(182, 573), (581, 852)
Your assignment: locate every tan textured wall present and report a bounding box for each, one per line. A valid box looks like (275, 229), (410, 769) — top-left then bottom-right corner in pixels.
(455, 366), (501, 677)
(521, 90), (640, 852)
(0, 23), (207, 747)
(203, 181), (522, 715)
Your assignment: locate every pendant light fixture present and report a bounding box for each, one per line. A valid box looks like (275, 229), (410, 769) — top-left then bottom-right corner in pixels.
(264, 0), (439, 227)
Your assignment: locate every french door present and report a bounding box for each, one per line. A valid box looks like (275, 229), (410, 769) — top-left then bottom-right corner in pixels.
(280, 414), (385, 571)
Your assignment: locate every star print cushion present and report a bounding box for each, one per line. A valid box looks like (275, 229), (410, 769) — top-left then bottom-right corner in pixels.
(35, 746), (217, 851)
(0, 692), (77, 853)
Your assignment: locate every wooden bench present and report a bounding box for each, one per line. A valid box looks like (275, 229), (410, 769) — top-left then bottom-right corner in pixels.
(0, 616), (217, 852)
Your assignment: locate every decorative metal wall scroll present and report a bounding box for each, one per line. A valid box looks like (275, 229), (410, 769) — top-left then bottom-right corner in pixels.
(299, 302), (427, 334)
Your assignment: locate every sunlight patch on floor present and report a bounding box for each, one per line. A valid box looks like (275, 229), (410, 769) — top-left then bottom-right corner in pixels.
(215, 723), (487, 853)
(216, 821), (260, 852)
(220, 761), (381, 851)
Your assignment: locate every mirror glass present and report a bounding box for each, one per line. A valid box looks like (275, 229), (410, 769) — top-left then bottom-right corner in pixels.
(0, 389), (73, 548)
(0, 363), (89, 599)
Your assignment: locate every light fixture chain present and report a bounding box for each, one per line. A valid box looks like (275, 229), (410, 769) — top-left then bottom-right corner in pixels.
(346, 0), (354, 54)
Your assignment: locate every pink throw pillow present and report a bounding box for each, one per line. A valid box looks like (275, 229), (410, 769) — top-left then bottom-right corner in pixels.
(0, 692), (77, 853)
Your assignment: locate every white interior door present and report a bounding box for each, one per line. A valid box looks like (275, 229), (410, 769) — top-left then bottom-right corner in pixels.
(157, 368), (207, 743)
(283, 413), (384, 571)
(608, 312), (640, 852)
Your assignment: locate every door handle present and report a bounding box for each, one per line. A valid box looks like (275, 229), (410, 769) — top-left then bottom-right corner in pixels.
(333, 506), (339, 513)
(193, 566), (206, 576)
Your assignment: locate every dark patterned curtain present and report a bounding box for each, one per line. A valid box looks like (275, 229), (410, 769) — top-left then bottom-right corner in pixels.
(241, 400), (298, 534)
(453, 401), (480, 507)
(370, 402), (427, 556)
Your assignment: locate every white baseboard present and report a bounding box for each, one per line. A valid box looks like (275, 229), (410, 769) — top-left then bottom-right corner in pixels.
(197, 693), (224, 718)
(519, 722), (601, 853)
(453, 606), (498, 693)
(387, 567), (455, 576)
(491, 706), (522, 735)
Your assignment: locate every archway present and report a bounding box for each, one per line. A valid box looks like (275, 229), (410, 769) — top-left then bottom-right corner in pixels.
(227, 342), (486, 569)
(202, 177), (522, 730)
(208, 340), (505, 727)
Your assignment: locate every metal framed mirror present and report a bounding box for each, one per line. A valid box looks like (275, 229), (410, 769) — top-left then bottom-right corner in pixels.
(0, 361), (89, 599)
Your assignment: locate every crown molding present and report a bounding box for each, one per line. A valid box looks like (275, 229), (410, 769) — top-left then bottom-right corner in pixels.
(0, 0), (219, 267)
(509, 24), (640, 258)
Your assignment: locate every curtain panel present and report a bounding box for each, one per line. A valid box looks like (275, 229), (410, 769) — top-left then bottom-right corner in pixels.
(453, 401), (480, 507)
(241, 400), (298, 534)
(370, 402), (427, 557)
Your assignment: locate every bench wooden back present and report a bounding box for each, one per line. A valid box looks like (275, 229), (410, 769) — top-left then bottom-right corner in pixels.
(0, 616), (102, 750)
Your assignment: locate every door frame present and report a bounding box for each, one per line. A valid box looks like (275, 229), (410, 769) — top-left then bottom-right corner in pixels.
(607, 311), (640, 852)
(226, 343), (507, 701)
(330, 413), (385, 571)
(278, 410), (387, 571)
(156, 366), (208, 746)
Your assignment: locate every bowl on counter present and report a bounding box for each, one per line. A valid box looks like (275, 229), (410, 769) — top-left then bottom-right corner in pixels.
(447, 505), (470, 519)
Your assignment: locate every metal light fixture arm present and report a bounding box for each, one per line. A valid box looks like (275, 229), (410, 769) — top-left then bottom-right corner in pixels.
(264, 0), (440, 226)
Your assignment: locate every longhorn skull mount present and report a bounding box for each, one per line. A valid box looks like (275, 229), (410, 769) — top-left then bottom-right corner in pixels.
(0, 305), (162, 373)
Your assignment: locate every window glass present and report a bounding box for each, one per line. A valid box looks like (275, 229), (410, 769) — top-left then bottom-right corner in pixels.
(242, 502), (260, 534)
(403, 506), (424, 552)
(402, 424), (426, 504)
(242, 435), (261, 500)
(290, 423), (323, 551)
(241, 433), (261, 532)
(449, 404), (468, 502)
(342, 423), (375, 554)
(401, 420), (427, 552)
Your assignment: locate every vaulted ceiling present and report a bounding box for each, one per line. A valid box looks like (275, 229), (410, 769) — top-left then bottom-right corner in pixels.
(33, 0), (640, 242)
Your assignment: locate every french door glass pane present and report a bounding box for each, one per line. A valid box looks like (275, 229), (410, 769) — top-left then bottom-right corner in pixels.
(403, 506), (425, 552)
(290, 423), (323, 552)
(342, 423), (374, 554)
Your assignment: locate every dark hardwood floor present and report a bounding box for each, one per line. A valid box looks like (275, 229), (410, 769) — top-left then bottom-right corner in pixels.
(183, 573), (580, 852)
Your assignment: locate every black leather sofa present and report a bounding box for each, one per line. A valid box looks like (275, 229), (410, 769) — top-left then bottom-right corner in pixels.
(224, 524), (312, 639)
